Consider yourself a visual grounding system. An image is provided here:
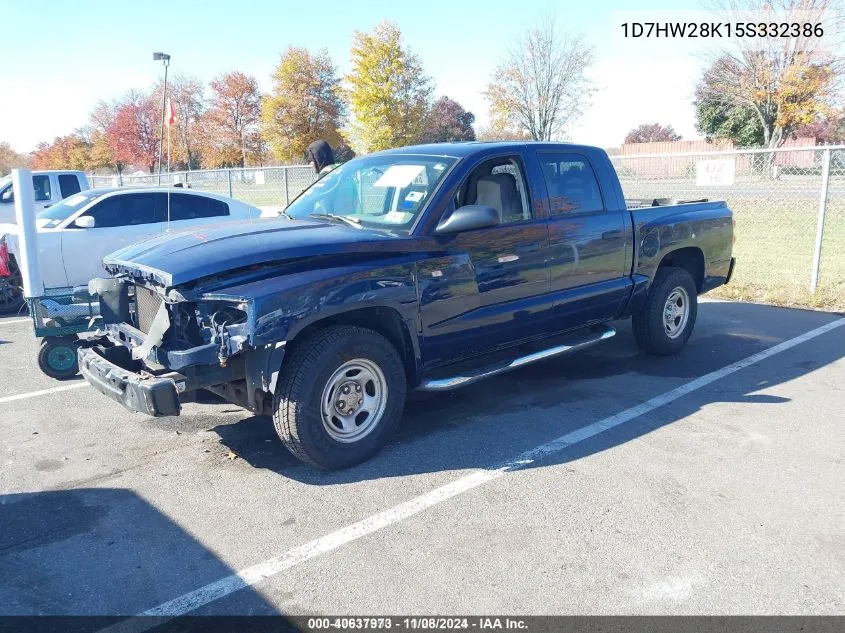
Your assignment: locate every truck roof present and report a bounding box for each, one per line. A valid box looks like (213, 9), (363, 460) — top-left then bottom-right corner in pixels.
(373, 141), (606, 158)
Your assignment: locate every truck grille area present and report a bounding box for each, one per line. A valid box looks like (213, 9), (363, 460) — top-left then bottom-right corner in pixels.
(134, 285), (165, 334)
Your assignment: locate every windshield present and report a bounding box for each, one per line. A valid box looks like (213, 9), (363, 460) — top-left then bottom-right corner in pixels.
(37, 191), (103, 228)
(285, 154), (456, 232)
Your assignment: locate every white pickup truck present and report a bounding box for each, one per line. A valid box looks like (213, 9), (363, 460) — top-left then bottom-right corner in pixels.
(0, 170), (90, 223)
(0, 186), (264, 314)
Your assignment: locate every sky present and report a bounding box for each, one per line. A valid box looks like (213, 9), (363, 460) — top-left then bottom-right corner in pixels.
(0, 0), (720, 154)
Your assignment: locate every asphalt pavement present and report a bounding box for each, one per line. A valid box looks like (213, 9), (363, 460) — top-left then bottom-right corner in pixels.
(0, 301), (843, 616)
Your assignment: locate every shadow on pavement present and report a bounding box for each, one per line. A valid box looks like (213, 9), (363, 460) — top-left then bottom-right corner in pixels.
(0, 488), (281, 617)
(209, 302), (843, 485)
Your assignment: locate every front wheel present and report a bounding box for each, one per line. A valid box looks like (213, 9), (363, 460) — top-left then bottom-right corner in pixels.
(38, 336), (80, 380)
(632, 266), (698, 355)
(273, 325), (407, 470)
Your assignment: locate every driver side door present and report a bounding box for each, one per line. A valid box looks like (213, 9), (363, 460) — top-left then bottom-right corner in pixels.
(419, 155), (551, 368)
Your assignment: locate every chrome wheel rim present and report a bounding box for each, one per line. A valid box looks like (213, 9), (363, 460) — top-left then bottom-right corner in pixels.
(320, 358), (388, 443)
(663, 286), (690, 339)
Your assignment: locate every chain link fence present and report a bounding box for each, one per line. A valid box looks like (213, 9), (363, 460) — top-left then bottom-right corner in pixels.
(610, 146), (845, 310)
(91, 165), (318, 208)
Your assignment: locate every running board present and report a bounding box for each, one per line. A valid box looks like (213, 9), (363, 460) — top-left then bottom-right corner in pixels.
(418, 325), (616, 392)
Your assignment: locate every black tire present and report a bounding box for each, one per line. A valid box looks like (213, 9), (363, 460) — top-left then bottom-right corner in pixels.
(0, 260), (25, 316)
(38, 336), (80, 380)
(273, 325), (407, 470)
(632, 266), (698, 356)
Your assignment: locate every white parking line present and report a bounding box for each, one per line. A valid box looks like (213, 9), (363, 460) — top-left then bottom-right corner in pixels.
(0, 317), (31, 325)
(100, 315), (844, 623)
(0, 382), (89, 405)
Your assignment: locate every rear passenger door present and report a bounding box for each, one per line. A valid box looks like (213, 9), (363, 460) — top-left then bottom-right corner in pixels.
(61, 192), (167, 287)
(536, 151), (629, 331)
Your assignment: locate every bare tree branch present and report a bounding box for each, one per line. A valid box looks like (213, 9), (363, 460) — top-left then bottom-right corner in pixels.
(484, 13), (594, 141)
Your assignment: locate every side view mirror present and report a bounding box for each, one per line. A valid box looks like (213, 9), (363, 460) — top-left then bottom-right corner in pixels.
(74, 216), (96, 229)
(0, 189), (12, 203)
(435, 204), (500, 235)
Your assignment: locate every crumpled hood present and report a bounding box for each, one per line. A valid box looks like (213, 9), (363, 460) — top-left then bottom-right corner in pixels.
(102, 218), (400, 288)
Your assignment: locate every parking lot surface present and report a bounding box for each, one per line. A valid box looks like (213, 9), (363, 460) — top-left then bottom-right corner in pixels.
(1, 301), (843, 616)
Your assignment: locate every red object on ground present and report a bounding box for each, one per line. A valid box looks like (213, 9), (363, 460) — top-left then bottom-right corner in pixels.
(0, 242), (11, 278)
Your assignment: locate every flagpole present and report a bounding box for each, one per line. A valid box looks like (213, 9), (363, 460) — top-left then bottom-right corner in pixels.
(166, 99), (172, 232)
(167, 103), (171, 179)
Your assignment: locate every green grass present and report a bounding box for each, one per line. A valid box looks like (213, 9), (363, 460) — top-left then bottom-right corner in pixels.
(709, 198), (845, 312)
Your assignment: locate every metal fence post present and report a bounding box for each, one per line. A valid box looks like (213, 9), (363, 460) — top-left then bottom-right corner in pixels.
(810, 149), (831, 293)
(283, 167), (289, 206)
(227, 169), (233, 198)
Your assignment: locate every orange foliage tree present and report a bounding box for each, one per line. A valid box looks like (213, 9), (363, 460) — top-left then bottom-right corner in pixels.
(31, 134), (92, 170)
(107, 91), (160, 172)
(201, 71), (262, 167)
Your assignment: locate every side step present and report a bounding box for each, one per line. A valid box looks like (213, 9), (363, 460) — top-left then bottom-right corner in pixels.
(418, 325), (616, 392)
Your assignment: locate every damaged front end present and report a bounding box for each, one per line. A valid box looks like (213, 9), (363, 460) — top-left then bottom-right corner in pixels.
(80, 276), (280, 417)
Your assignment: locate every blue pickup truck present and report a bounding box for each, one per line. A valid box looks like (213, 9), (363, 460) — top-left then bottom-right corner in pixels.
(79, 142), (735, 469)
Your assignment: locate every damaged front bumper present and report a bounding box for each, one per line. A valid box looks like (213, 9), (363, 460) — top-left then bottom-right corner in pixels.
(78, 346), (186, 417)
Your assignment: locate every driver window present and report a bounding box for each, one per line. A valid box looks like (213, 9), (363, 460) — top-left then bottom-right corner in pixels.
(456, 157), (532, 224)
(33, 175), (51, 202)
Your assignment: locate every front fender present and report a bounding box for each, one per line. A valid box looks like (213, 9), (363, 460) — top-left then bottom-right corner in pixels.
(208, 255), (422, 347)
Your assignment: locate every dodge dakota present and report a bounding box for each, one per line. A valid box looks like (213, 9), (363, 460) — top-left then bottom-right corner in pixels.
(79, 142), (735, 470)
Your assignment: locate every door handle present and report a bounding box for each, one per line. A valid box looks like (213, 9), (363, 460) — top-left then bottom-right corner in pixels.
(43, 204), (51, 209)
(497, 254), (519, 263)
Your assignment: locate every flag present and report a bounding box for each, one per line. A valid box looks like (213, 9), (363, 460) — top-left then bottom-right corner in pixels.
(166, 99), (175, 126)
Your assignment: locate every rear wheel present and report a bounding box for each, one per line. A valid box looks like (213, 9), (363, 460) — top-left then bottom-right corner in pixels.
(38, 336), (80, 380)
(273, 325), (407, 470)
(632, 266), (698, 355)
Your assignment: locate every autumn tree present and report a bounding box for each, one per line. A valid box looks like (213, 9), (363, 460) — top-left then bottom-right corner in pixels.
(794, 108), (845, 142)
(484, 14), (593, 141)
(31, 135), (93, 170)
(343, 21), (432, 153)
(202, 71), (261, 167)
(475, 124), (534, 142)
(421, 96), (476, 143)
(696, 0), (843, 148)
(0, 142), (30, 176)
(261, 47), (345, 163)
(153, 73), (206, 169)
(86, 99), (120, 172)
(624, 123), (682, 144)
(107, 91), (160, 172)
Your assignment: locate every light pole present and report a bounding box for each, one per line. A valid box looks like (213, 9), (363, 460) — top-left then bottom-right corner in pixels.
(153, 51), (171, 186)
